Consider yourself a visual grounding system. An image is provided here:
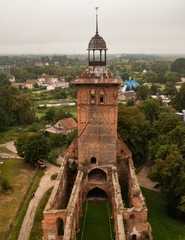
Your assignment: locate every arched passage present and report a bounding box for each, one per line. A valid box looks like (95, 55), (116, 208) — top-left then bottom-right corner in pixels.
(87, 187), (108, 200)
(88, 168), (107, 182)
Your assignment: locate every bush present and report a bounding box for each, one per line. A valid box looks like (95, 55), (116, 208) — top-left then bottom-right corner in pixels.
(1, 177), (11, 190)
(51, 173), (58, 180)
(48, 152), (57, 164)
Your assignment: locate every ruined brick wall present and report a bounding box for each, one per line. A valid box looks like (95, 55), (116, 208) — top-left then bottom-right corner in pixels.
(122, 158), (153, 240)
(117, 158), (129, 194)
(64, 137), (78, 159)
(42, 169), (83, 240)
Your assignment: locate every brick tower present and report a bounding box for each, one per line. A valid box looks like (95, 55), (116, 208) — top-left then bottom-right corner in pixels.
(72, 8), (124, 168)
(42, 8), (152, 240)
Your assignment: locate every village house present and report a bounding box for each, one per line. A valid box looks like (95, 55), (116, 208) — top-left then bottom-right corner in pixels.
(34, 62), (44, 67)
(50, 75), (58, 83)
(25, 79), (40, 89)
(11, 82), (26, 88)
(45, 117), (77, 135)
(118, 90), (136, 101)
(46, 82), (69, 90)
(8, 75), (15, 82)
(38, 74), (46, 84)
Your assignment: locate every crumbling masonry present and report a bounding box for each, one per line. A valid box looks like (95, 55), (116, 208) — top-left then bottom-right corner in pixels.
(42, 11), (152, 240)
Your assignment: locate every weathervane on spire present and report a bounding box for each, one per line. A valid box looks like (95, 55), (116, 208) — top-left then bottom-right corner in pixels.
(95, 7), (99, 34)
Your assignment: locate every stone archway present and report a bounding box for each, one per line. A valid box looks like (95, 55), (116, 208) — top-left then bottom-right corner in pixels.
(87, 187), (108, 200)
(88, 168), (107, 182)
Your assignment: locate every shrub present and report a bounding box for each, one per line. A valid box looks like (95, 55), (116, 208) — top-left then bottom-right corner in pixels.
(1, 177), (11, 190)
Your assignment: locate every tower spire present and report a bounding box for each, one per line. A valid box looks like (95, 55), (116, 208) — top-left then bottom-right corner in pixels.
(95, 7), (98, 35)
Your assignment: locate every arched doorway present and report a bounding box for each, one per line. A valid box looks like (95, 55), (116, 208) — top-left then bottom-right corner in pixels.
(88, 168), (107, 182)
(87, 187), (108, 200)
(132, 234), (137, 240)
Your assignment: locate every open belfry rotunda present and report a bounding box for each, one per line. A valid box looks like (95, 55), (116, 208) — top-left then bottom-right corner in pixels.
(42, 8), (152, 240)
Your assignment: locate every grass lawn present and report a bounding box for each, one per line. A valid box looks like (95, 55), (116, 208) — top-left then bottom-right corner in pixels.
(77, 200), (114, 240)
(0, 158), (36, 237)
(141, 187), (185, 240)
(0, 147), (13, 154)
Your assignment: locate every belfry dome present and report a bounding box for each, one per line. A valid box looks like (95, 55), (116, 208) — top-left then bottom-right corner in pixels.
(88, 33), (107, 50)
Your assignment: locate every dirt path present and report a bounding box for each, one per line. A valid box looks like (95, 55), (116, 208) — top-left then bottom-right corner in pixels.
(0, 141), (18, 158)
(137, 157), (159, 192)
(18, 162), (60, 240)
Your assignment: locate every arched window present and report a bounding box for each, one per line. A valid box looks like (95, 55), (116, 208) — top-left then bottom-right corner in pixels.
(90, 157), (96, 164)
(91, 89), (95, 104)
(132, 234), (137, 240)
(57, 218), (64, 236)
(130, 214), (135, 220)
(99, 89), (104, 104)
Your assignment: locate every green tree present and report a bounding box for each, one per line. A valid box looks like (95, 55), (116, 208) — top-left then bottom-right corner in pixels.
(19, 69), (29, 82)
(157, 114), (181, 135)
(0, 71), (11, 86)
(136, 85), (151, 100)
(170, 82), (185, 111)
(171, 58), (185, 74)
(0, 107), (9, 131)
(49, 133), (66, 148)
(150, 84), (158, 95)
(138, 98), (161, 124)
(164, 72), (180, 83)
(12, 94), (35, 124)
(54, 108), (73, 122)
(44, 108), (56, 122)
(149, 151), (185, 218)
(163, 81), (177, 95)
(15, 132), (50, 164)
(118, 105), (150, 163)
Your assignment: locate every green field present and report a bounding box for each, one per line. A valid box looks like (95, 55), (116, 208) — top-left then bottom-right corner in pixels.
(76, 200), (114, 240)
(142, 188), (185, 240)
(0, 159), (36, 238)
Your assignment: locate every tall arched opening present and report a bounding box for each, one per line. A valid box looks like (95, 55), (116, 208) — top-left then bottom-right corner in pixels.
(56, 217), (64, 237)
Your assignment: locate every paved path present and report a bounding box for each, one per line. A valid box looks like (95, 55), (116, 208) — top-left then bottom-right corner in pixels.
(18, 162), (60, 240)
(137, 157), (160, 192)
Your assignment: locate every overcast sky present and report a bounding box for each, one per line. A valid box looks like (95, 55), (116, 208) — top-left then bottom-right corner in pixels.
(1, 0), (185, 55)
